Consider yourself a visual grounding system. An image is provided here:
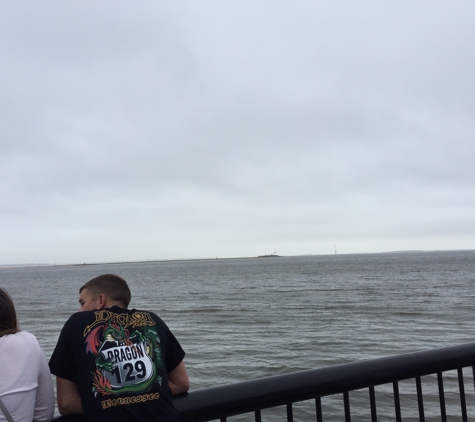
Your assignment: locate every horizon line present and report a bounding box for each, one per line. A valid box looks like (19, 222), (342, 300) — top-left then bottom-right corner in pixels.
(1, 248), (474, 269)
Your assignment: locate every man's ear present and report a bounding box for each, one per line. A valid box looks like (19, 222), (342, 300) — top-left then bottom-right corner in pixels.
(97, 293), (107, 310)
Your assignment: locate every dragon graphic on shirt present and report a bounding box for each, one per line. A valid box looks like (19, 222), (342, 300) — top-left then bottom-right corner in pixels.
(84, 313), (163, 397)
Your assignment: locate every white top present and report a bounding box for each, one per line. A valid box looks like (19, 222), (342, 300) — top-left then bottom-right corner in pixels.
(0, 331), (55, 422)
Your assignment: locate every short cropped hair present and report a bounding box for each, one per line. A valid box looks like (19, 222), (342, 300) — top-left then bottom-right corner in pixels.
(0, 288), (20, 337)
(80, 274), (131, 307)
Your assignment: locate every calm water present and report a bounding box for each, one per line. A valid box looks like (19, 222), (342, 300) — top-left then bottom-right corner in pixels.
(2, 250), (475, 420)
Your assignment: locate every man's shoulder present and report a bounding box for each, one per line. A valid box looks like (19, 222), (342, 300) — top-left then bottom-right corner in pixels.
(124, 308), (170, 332)
(117, 307), (161, 319)
(61, 310), (103, 332)
(62, 308), (166, 332)
(65, 310), (98, 322)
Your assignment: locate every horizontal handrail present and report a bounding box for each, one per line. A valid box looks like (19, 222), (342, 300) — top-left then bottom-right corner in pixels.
(174, 342), (475, 421)
(54, 342), (475, 422)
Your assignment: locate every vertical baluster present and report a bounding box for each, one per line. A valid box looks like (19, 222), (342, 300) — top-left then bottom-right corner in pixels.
(369, 386), (378, 422)
(286, 403), (293, 422)
(415, 376), (425, 422)
(393, 381), (402, 422)
(315, 397), (323, 422)
(254, 409), (262, 422)
(457, 368), (468, 422)
(343, 391), (351, 422)
(437, 372), (447, 422)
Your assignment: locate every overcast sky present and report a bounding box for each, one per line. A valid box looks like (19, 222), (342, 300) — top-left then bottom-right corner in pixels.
(1, 1), (474, 265)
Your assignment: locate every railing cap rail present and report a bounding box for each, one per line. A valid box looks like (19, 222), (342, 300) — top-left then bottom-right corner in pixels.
(53, 342), (475, 422)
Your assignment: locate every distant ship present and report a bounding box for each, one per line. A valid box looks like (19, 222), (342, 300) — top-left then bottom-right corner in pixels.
(257, 254), (280, 258)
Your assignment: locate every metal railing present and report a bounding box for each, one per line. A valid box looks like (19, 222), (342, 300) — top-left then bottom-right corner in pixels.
(54, 342), (475, 421)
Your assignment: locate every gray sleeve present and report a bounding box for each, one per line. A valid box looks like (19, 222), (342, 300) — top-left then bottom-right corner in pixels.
(33, 343), (55, 422)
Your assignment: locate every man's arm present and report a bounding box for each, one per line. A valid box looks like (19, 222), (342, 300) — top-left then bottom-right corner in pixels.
(168, 360), (189, 395)
(56, 377), (83, 416)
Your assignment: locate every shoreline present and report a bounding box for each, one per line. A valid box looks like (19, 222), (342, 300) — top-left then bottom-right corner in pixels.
(1, 249), (474, 270)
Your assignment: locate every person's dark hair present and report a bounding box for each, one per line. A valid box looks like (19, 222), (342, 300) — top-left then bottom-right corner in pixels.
(0, 288), (20, 337)
(80, 274), (131, 307)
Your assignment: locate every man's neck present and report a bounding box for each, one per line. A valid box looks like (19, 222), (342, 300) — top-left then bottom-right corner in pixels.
(103, 299), (127, 310)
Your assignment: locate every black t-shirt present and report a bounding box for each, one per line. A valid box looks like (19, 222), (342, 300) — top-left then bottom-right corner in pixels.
(49, 306), (185, 422)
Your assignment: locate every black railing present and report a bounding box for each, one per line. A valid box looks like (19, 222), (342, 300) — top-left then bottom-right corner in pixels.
(54, 342), (475, 422)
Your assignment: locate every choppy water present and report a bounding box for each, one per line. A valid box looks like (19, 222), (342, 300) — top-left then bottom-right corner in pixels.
(2, 250), (475, 420)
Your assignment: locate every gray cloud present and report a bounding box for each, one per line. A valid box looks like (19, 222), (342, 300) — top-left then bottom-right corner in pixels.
(1, 0), (475, 264)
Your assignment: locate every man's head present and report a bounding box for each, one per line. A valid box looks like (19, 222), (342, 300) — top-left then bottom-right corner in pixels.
(78, 274), (131, 312)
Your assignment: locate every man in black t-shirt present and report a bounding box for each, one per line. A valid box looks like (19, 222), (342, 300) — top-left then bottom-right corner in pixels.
(49, 274), (189, 422)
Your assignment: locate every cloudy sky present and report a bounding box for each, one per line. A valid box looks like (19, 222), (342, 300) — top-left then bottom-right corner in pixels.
(1, 1), (474, 265)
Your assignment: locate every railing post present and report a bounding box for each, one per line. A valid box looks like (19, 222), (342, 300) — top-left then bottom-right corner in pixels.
(393, 381), (402, 422)
(369, 386), (377, 422)
(457, 368), (468, 422)
(286, 403), (293, 422)
(437, 372), (447, 422)
(343, 391), (351, 422)
(415, 376), (425, 422)
(315, 397), (323, 422)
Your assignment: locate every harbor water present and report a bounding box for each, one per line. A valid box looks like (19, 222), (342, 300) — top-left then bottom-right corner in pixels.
(2, 250), (475, 420)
